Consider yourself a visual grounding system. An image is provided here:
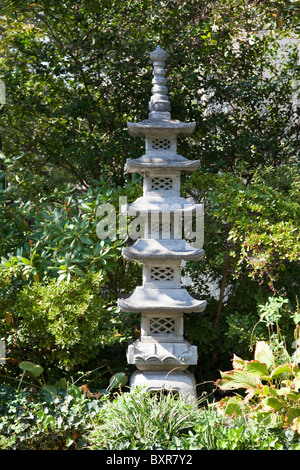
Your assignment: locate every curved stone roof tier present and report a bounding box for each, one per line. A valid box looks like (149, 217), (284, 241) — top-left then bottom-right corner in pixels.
(125, 154), (200, 173)
(122, 195), (199, 214)
(122, 239), (204, 261)
(118, 286), (207, 313)
(127, 119), (196, 138)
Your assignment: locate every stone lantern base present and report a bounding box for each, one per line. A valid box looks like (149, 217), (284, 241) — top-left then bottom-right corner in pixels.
(129, 369), (197, 406)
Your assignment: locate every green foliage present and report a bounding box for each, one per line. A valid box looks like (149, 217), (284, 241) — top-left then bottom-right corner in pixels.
(1, 380), (300, 450)
(88, 387), (199, 450)
(0, 273), (130, 371)
(0, 0), (298, 410)
(183, 164), (300, 376)
(88, 388), (299, 450)
(225, 295), (298, 360)
(216, 339), (300, 436)
(0, 175), (142, 374)
(0, 382), (103, 450)
(107, 372), (128, 391)
(0, 0), (298, 188)
(186, 164), (300, 288)
(170, 405), (288, 450)
(0, 175), (142, 281)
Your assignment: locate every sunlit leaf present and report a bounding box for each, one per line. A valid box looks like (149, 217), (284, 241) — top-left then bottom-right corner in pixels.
(292, 417), (300, 434)
(271, 363), (294, 378)
(217, 369), (261, 390)
(245, 360), (270, 380)
(254, 341), (274, 370)
(263, 397), (285, 411)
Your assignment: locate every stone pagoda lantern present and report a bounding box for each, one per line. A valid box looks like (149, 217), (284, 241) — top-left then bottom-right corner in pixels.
(118, 46), (206, 404)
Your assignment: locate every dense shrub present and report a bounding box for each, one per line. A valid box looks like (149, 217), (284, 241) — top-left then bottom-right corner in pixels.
(184, 165), (300, 380)
(0, 177), (142, 376)
(0, 273), (128, 371)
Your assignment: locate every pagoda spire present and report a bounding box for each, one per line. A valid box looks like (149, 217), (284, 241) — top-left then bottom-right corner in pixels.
(148, 46), (171, 120)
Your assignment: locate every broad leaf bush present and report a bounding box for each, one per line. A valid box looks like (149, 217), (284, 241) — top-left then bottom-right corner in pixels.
(169, 405), (286, 450)
(0, 0), (299, 387)
(0, 1), (299, 450)
(216, 339), (300, 436)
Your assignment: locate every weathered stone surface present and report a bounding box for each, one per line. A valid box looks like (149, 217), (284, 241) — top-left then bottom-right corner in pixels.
(118, 286), (206, 313)
(125, 157), (200, 173)
(127, 120), (196, 137)
(130, 369), (198, 405)
(122, 239), (205, 261)
(122, 195), (199, 213)
(127, 340), (198, 370)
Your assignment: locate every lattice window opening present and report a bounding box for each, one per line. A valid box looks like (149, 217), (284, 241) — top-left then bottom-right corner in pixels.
(152, 138), (171, 150)
(151, 177), (173, 191)
(147, 212), (183, 239)
(150, 317), (176, 335)
(150, 266), (174, 281)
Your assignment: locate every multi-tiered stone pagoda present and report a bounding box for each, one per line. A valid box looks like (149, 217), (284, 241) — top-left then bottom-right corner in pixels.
(118, 46), (206, 404)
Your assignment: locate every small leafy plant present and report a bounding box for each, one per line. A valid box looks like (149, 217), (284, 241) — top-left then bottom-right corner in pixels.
(216, 338), (300, 435)
(0, 380), (103, 450)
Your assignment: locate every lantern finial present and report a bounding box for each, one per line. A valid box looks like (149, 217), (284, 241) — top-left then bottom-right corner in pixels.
(149, 46), (171, 119)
